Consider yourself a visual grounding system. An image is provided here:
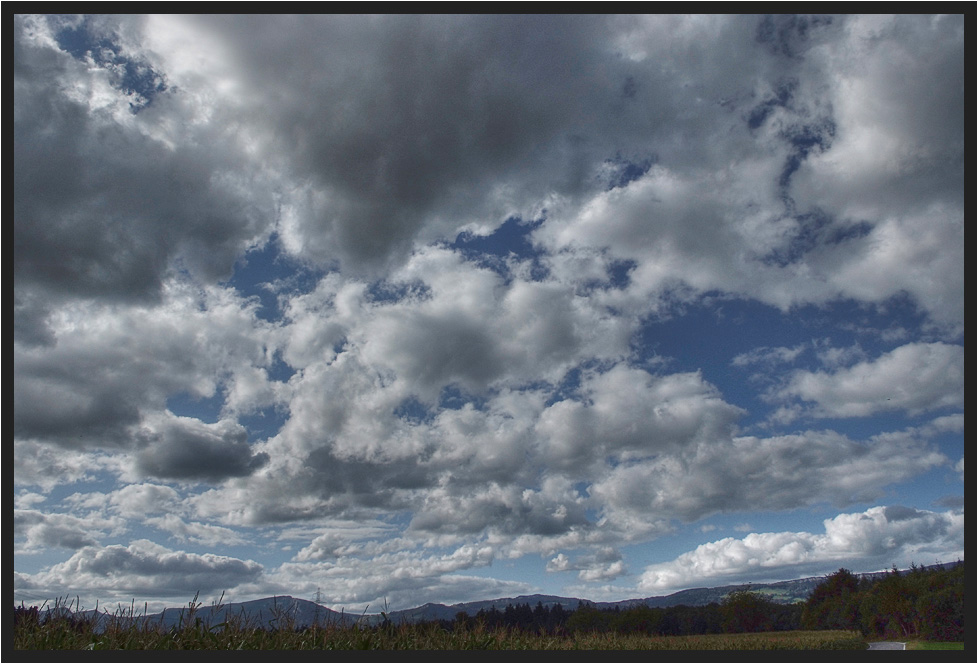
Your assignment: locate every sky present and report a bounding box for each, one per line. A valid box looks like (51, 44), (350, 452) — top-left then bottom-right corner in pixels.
(13, 14), (965, 614)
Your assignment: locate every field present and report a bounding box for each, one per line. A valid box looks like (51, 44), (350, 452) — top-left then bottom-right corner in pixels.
(906, 640), (966, 650)
(14, 604), (866, 650)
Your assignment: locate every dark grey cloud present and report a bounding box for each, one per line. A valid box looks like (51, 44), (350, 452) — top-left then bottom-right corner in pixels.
(408, 483), (591, 541)
(135, 418), (268, 483)
(755, 14), (836, 58)
(14, 15), (273, 310)
(15, 367), (142, 447)
(172, 14), (798, 275)
(195, 15), (624, 270)
(14, 294), (56, 348)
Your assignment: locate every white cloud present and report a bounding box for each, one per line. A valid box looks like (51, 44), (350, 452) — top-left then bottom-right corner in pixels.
(731, 345), (806, 368)
(14, 280), (275, 452)
(14, 510), (120, 553)
(16, 540), (264, 605)
(813, 341), (867, 370)
(144, 514), (248, 548)
(14, 492), (47, 510)
(769, 342), (964, 419)
(295, 535), (418, 563)
(107, 484), (182, 518)
(639, 505), (964, 594)
(530, 15), (964, 332)
(14, 440), (105, 491)
(791, 15), (964, 219)
(546, 547), (626, 582)
(269, 543), (506, 611)
(590, 429), (946, 525)
(537, 366), (744, 473)
(353, 246), (634, 401)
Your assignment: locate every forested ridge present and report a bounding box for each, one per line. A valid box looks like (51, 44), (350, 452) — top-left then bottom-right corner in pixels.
(430, 561), (965, 640)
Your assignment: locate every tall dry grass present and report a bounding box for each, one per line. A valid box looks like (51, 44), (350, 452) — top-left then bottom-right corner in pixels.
(14, 596), (867, 650)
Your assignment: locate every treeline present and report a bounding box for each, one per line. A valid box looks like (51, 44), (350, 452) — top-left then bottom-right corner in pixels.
(432, 561), (964, 640)
(432, 592), (804, 637)
(802, 561), (965, 641)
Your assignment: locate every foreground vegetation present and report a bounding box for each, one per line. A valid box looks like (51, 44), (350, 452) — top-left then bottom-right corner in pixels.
(801, 561), (965, 641)
(13, 605), (865, 651)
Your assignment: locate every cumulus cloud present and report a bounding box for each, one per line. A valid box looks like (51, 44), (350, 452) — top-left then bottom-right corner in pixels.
(533, 15), (963, 331)
(14, 510), (117, 553)
(13, 15), (274, 306)
(934, 495), (964, 511)
(190, 358), (948, 565)
(270, 544), (505, 610)
(106, 483), (182, 517)
(145, 514), (249, 548)
(14, 492), (48, 510)
(146, 14), (670, 275)
(295, 534), (418, 563)
(536, 366), (744, 473)
(13, 439), (104, 491)
(14, 14), (963, 608)
(768, 342), (964, 419)
(133, 414), (268, 483)
(589, 429), (946, 526)
(17, 540), (264, 603)
(547, 547), (626, 582)
(790, 15), (964, 217)
(14, 280), (275, 451)
(813, 341), (868, 370)
(638, 506), (964, 593)
(282, 246), (634, 403)
(205, 362), (744, 545)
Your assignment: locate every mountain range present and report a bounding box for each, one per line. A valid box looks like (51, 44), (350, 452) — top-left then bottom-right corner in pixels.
(39, 563), (954, 632)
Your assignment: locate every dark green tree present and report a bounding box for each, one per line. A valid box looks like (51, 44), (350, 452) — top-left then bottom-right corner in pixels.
(566, 602), (611, 633)
(720, 588), (773, 633)
(611, 605), (663, 634)
(802, 568), (861, 630)
(916, 585), (965, 641)
(859, 567), (917, 638)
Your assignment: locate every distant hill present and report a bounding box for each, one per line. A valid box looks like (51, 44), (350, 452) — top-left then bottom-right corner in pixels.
(31, 562), (960, 631)
(71, 595), (357, 633)
(377, 563), (956, 624)
(381, 577), (822, 624)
